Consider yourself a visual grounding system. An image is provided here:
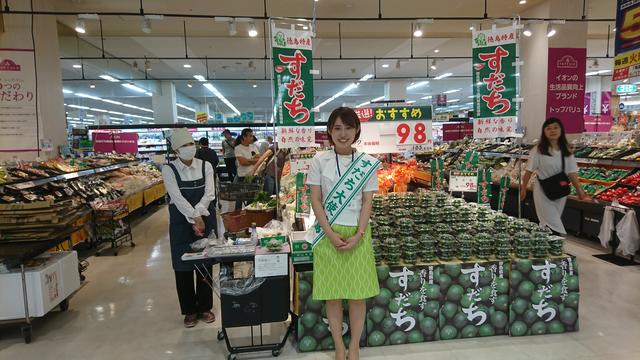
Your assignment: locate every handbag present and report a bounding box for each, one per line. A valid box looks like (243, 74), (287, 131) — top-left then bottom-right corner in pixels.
(537, 153), (571, 200)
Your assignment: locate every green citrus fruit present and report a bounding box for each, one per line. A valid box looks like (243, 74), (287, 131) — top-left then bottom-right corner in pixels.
(548, 319), (565, 334)
(461, 324), (478, 338)
(420, 317), (437, 335)
(447, 284), (465, 302)
(368, 330), (386, 347)
(490, 310), (508, 329)
(531, 321), (547, 335)
(510, 320), (528, 336)
(381, 317), (397, 335)
(374, 288), (393, 307)
(369, 306), (386, 324)
(478, 323), (495, 336)
(299, 335), (318, 352)
(407, 329), (425, 343)
(390, 330), (408, 345)
(440, 325), (458, 340)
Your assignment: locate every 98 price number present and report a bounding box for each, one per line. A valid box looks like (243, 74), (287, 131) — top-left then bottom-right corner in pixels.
(396, 121), (431, 146)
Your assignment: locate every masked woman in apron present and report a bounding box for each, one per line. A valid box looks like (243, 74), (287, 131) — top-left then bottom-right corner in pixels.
(307, 107), (381, 360)
(162, 128), (217, 328)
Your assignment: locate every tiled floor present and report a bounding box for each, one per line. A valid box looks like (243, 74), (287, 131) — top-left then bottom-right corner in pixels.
(1, 205), (640, 359)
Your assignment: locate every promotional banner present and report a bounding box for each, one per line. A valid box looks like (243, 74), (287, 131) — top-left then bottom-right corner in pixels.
(431, 158), (444, 190)
(272, 23), (314, 148)
(472, 27), (517, 138)
(460, 150), (480, 171)
(92, 132), (139, 153)
(295, 173), (311, 214)
(355, 106), (434, 154)
(601, 91), (612, 115)
(613, 0), (640, 81)
(583, 92), (591, 116)
(497, 176), (511, 212)
(583, 115), (614, 132)
(442, 123), (474, 141)
(0, 49), (38, 153)
(546, 48), (587, 134)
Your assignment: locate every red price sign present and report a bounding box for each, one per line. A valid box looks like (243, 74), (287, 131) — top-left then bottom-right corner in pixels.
(395, 121), (432, 146)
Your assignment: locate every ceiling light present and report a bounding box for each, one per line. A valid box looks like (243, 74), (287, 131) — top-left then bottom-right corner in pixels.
(62, 88), (73, 94)
(142, 18), (152, 34)
(74, 18), (86, 34)
(443, 89), (461, 94)
(413, 23), (423, 37)
(434, 49), (439, 53)
(177, 116), (197, 123)
(183, 64), (192, 68)
(177, 103), (196, 112)
(89, 108), (108, 113)
(382, 64), (390, 68)
(99, 74), (119, 82)
(547, 24), (556, 37)
(74, 92), (102, 100)
(407, 81), (429, 90)
(613, 27), (616, 32)
(447, 98), (460, 103)
(434, 72), (453, 80)
(302, 26), (309, 30)
(469, 23), (476, 31)
(406, 100), (416, 104)
(187, 81), (193, 88)
(519, 0), (527, 4)
(122, 83), (148, 93)
(248, 23), (258, 37)
(203, 83), (241, 116)
(89, 82), (96, 88)
(359, 74), (374, 81)
(430, 59), (437, 70)
(194, 75), (206, 82)
(72, 64), (82, 69)
(522, 24), (532, 37)
(421, 95), (432, 99)
(67, 104), (90, 110)
(101, 99), (122, 105)
(229, 21), (237, 36)
(252, 83), (258, 88)
(314, 82), (359, 111)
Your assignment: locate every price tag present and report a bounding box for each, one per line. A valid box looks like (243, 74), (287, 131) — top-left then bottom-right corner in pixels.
(254, 253), (288, 278)
(449, 170), (478, 192)
(395, 121), (432, 146)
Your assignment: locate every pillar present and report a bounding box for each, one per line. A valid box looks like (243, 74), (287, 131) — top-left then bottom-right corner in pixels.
(0, 0), (67, 161)
(385, 80), (408, 102)
(519, 0), (587, 142)
(152, 81), (177, 123)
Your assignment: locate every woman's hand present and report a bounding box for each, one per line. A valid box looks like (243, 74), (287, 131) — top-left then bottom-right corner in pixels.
(327, 231), (347, 250)
(577, 189), (589, 201)
(340, 234), (362, 251)
(193, 216), (205, 237)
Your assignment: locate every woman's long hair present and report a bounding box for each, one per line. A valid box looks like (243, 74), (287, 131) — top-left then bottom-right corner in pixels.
(538, 117), (572, 157)
(234, 128), (253, 147)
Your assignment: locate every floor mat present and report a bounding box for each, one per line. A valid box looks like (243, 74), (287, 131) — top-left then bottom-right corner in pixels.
(593, 254), (640, 266)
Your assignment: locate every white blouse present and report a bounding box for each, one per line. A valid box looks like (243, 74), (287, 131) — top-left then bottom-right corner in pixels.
(527, 145), (579, 179)
(306, 150), (379, 226)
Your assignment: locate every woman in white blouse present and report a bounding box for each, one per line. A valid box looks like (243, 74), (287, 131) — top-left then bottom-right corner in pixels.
(520, 118), (587, 234)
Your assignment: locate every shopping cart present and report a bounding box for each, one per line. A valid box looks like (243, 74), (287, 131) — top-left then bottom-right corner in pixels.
(92, 200), (135, 256)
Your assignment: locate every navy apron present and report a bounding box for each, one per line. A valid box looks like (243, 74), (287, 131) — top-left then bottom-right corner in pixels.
(168, 161), (217, 271)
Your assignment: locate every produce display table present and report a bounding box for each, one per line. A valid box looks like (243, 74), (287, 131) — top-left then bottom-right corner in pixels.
(124, 191), (144, 212)
(294, 255), (578, 352)
(143, 182), (165, 205)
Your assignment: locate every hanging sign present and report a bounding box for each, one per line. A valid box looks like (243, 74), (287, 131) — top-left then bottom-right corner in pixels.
(601, 91), (612, 115)
(272, 23), (314, 148)
(436, 94), (447, 107)
(92, 132), (139, 153)
(295, 172), (311, 214)
(290, 153), (314, 174)
(460, 150), (480, 171)
(546, 48), (587, 134)
(355, 106), (433, 154)
(0, 49), (38, 153)
(613, 0), (640, 81)
(584, 115), (614, 132)
(477, 168), (492, 205)
(442, 123), (474, 141)
(471, 27), (517, 138)
(449, 170), (478, 192)
(196, 112), (208, 124)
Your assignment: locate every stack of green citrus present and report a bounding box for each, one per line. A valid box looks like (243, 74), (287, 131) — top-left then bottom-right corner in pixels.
(548, 236), (564, 256)
(411, 206), (427, 224)
(495, 233), (512, 260)
(384, 237), (401, 265)
(419, 233), (438, 261)
(402, 192), (418, 208)
(438, 234), (457, 261)
(475, 233), (494, 259)
(387, 193), (402, 209)
(514, 231), (531, 258)
(426, 207), (441, 224)
(531, 232), (549, 258)
(457, 233), (474, 260)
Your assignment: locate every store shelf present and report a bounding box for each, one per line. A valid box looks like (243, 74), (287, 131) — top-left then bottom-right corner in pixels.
(1, 161), (139, 191)
(465, 150), (640, 167)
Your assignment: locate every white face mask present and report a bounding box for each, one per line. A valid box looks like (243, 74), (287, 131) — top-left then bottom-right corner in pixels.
(177, 145), (196, 161)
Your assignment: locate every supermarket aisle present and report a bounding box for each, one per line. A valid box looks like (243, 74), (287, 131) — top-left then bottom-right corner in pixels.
(1, 206), (640, 360)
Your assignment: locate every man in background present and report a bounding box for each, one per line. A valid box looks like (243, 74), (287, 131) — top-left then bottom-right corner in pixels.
(220, 129), (237, 181)
(195, 137), (219, 170)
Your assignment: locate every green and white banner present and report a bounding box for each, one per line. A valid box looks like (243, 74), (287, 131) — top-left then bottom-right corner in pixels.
(272, 23), (314, 148)
(472, 27), (517, 138)
(431, 158), (445, 190)
(497, 176), (511, 211)
(477, 168), (492, 205)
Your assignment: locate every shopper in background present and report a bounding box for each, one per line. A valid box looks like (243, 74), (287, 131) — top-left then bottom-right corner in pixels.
(195, 137), (219, 170)
(307, 107), (380, 360)
(233, 128), (261, 209)
(162, 128), (217, 328)
(264, 147), (289, 195)
(520, 117), (587, 235)
(221, 129), (237, 181)
(267, 135), (274, 147)
(255, 136), (270, 155)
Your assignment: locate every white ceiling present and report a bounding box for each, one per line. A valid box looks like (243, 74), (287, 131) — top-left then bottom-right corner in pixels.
(46, 0), (618, 124)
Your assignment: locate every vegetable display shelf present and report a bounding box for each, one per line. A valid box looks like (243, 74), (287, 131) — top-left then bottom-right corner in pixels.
(0, 161), (138, 191)
(143, 182), (166, 205)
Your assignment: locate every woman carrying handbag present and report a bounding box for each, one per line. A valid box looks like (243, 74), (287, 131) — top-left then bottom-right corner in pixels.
(520, 117), (588, 235)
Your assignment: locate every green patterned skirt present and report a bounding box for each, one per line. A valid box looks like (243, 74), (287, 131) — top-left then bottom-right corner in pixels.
(312, 224), (380, 301)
